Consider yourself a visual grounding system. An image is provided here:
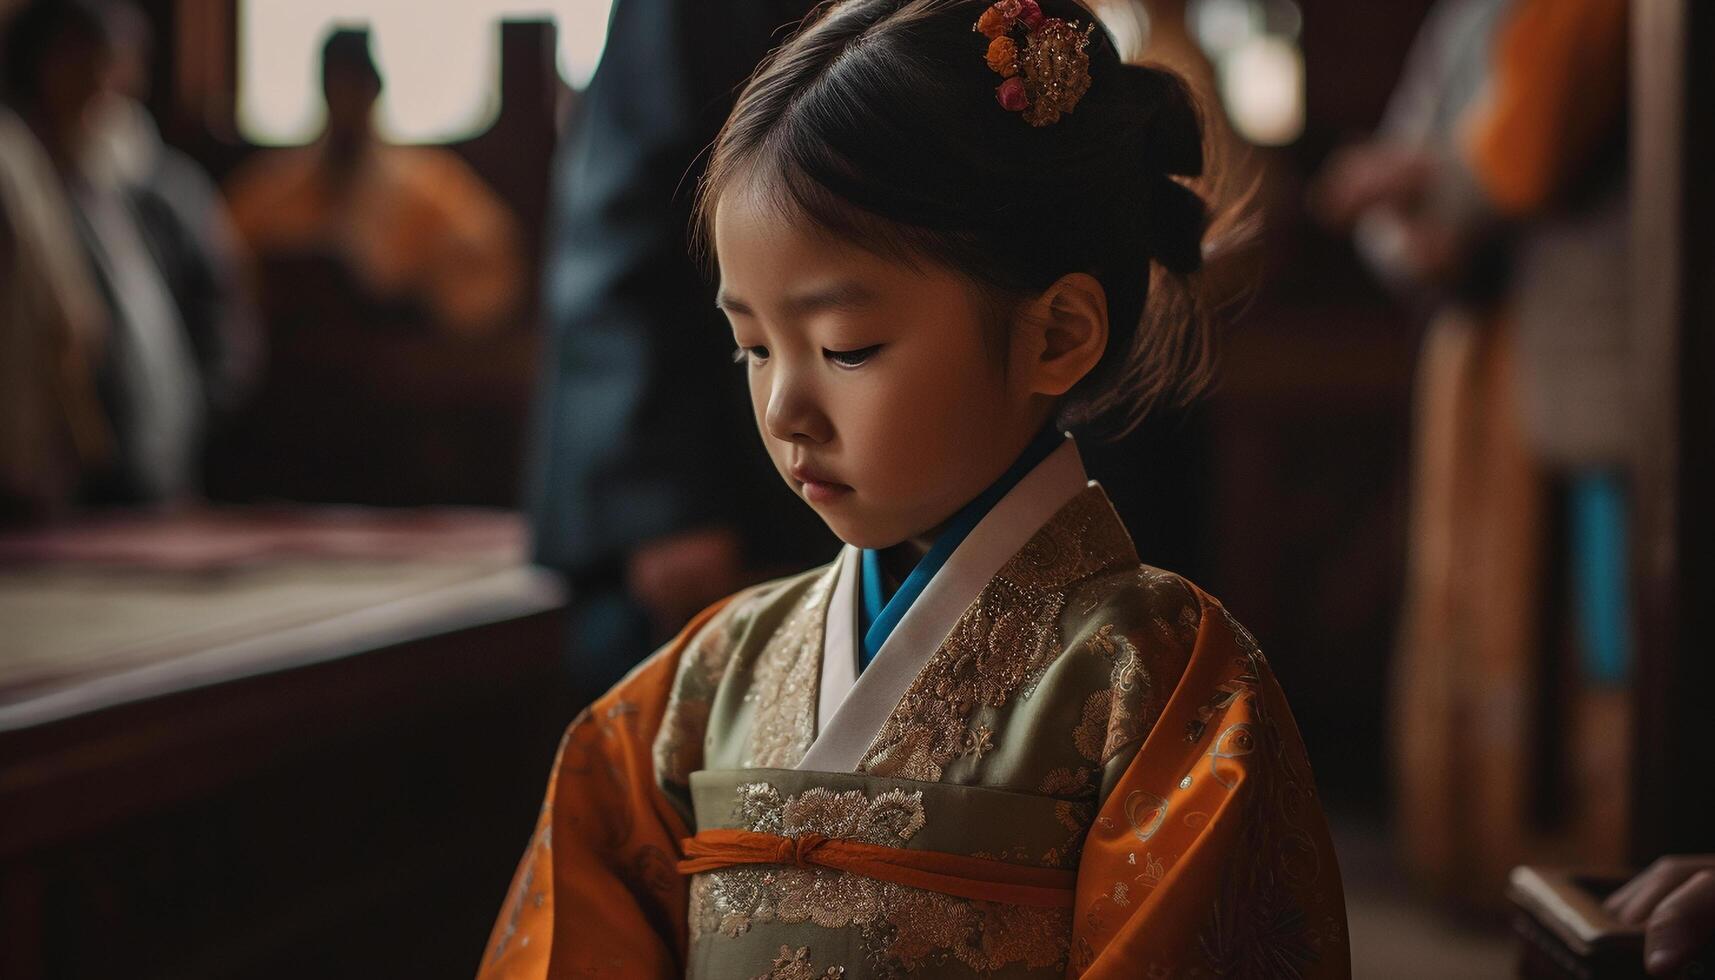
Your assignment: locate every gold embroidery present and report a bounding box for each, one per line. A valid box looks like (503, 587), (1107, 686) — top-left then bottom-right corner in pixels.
(744, 567), (836, 768)
(1072, 689), (1111, 762)
(692, 781), (1069, 976)
(1140, 570), (1204, 649)
(654, 602), (747, 787)
(652, 563), (836, 796)
(1124, 791), (1168, 843)
(1183, 671), (1252, 745)
(693, 867), (1071, 976)
(1038, 766), (1097, 865)
(488, 819), (550, 963)
(1110, 881), (1131, 907)
(1142, 852), (1164, 883)
(732, 782), (927, 845)
(1070, 597), (1310, 980)
(1039, 765), (1092, 799)
(858, 487), (1137, 782)
(1208, 722), (1258, 790)
(1075, 570), (1199, 766)
(1219, 604), (1266, 661)
(1166, 598), (1334, 977)
(753, 945), (845, 979)
(961, 723), (996, 762)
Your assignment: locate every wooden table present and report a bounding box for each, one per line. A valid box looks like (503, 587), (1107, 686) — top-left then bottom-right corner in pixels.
(0, 508), (571, 979)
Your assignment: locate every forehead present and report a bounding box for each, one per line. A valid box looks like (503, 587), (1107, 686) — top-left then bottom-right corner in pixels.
(712, 185), (910, 296)
(709, 176), (999, 330)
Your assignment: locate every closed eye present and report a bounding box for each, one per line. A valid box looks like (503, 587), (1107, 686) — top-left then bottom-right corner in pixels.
(824, 344), (881, 367)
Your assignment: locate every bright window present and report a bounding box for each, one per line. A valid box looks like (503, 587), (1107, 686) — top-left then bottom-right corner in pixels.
(237, 0), (614, 146)
(1187, 0), (1305, 146)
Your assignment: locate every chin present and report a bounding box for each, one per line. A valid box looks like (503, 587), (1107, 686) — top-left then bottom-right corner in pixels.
(811, 510), (906, 552)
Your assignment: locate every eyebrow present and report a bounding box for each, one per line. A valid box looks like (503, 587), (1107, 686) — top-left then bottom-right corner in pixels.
(715, 280), (881, 317)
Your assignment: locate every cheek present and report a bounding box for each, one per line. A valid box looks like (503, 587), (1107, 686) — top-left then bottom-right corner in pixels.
(857, 355), (999, 478)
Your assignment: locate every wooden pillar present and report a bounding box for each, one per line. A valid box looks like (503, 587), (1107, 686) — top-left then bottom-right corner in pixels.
(170, 0), (238, 141)
(1628, 0), (1715, 862)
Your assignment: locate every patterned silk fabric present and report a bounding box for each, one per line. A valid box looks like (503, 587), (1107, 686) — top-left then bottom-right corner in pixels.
(478, 485), (1350, 979)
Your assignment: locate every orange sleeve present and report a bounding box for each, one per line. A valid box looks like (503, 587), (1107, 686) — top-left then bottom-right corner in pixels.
(1069, 598), (1350, 978)
(1465, 0), (1629, 217)
(475, 600), (730, 979)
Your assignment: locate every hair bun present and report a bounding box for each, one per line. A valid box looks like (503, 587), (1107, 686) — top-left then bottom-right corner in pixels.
(1118, 64), (1204, 178)
(1141, 176), (1208, 274)
(1108, 63), (1207, 274)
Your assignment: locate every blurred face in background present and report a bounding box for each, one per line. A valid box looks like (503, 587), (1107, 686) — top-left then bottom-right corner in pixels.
(103, 2), (153, 101)
(321, 65), (380, 150)
(36, 27), (115, 162)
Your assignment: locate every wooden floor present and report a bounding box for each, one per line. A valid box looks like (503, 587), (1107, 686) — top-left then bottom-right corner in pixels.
(1334, 813), (1517, 979)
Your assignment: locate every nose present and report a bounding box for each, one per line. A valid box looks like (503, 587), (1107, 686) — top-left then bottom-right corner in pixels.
(763, 359), (832, 445)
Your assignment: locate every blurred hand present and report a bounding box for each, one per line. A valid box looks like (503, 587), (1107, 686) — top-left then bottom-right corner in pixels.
(1308, 141), (1435, 230)
(1605, 855), (1715, 976)
(625, 527), (745, 638)
(1395, 216), (1463, 286)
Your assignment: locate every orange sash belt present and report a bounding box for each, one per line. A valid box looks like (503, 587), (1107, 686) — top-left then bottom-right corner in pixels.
(676, 828), (1075, 908)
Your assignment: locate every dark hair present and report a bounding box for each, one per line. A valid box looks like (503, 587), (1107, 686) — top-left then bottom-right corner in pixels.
(103, 0), (152, 57)
(1, 0), (114, 108)
(693, 0), (1216, 435)
(321, 27), (382, 91)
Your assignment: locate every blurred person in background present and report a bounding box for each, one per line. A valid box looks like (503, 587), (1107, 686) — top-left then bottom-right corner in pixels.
(86, 0), (261, 430)
(1313, 0), (1631, 908)
(0, 90), (110, 521)
(224, 27), (524, 339)
(1, 0), (251, 516)
(526, 0), (834, 698)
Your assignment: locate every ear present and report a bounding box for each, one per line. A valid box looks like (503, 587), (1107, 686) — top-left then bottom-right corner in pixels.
(1015, 272), (1109, 397)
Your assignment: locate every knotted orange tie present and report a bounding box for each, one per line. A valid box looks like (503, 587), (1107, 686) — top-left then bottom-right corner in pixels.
(769, 831), (830, 866)
(676, 828), (1075, 907)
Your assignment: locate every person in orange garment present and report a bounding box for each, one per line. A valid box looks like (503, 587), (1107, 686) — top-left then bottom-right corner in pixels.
(224, 28), (522, 337)
(477, 1), (1349, 977)
(1314, 0), (1632, 910)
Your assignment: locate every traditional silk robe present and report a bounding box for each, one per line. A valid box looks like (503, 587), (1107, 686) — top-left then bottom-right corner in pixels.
(479, 439), (1349, 978)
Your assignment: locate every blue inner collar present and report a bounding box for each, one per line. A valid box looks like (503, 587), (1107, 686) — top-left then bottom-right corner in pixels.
(857, 427), (1065, 671)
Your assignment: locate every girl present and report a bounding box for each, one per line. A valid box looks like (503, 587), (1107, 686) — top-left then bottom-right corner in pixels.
(480, 0), (1348, 976)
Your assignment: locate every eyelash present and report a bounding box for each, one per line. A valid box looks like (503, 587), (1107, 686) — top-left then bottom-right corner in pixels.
(825, 345), (881, 367)
(730, 345), (882, 367)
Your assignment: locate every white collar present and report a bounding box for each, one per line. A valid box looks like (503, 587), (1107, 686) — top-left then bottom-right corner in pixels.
(799, 434), (1090, 772)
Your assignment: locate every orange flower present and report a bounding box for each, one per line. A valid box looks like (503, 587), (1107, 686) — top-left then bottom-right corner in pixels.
(975, 6), (1012, 39)
(985, 35), (1019, 77)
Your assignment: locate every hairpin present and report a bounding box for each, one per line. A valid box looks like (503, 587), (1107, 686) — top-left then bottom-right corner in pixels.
(975, 0), (1095, 126)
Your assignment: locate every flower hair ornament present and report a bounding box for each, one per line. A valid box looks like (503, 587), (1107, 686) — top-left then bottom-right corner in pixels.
(975, 0), (1095, 126)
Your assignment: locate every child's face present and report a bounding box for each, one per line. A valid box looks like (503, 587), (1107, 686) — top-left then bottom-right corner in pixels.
(714, 190), (1053, 550)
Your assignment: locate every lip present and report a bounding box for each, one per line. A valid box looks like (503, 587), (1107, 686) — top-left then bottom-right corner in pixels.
(788, 461), (840, 485)
(789, 462), (852, 504)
